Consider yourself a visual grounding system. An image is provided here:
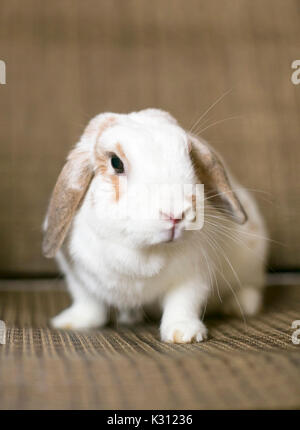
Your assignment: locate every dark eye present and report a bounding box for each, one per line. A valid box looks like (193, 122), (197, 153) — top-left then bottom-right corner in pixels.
(111, 154), (124, 174)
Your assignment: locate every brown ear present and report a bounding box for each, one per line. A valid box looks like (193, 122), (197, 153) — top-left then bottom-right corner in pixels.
(189, 135), (247, 224)
(42, 148), (94, 258)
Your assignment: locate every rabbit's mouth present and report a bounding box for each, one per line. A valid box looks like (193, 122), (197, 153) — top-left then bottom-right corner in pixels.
(159, 211), (185, 243)
(161, 222), (185, 244)
(170, 224), (176, 241)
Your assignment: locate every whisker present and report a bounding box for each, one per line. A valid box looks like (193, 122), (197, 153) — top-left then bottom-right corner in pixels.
(201, 247), (215, 297)
(195, 115), (243, 136)
(201, 234), (223, 303)
(204, 193), (275, 208)
(201, 298), (208, 320)
(203, 217), (276, 275)
(204, 211), (285, 247)
(189, 88), (233, 134)
(203, 188), (271, 204)
(204, 229), (248, 327)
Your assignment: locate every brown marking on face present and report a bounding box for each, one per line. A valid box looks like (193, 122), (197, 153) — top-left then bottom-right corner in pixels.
(116, 142), (129, 167)
(94, 151), (121, 203)
(95, 134), (127, 203)
(110, 174), (120, 202)
(110, 143), (128, 203)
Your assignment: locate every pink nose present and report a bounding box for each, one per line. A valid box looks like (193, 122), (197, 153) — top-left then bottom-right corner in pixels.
(160, 211), (184, 224)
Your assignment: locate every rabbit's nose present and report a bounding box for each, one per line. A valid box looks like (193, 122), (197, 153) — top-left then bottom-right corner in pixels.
(160, 211), (184, 224)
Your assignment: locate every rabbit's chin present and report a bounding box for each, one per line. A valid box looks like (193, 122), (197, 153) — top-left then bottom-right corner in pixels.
(125, 225), (187, 248)
(156, 226), (185, 244)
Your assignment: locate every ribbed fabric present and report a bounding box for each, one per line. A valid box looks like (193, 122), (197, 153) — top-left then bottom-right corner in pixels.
(0, 280), (299, 409)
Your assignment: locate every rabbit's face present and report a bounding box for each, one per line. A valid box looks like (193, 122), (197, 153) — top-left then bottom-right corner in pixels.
(43, 109), (246, 259)
(90, 118), (198, 247)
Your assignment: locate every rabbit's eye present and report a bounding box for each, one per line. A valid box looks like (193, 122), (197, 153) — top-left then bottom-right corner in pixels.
(111, 155), (124, 174)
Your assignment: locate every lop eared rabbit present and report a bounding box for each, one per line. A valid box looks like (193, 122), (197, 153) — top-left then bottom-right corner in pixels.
(43, 109), (267, 343)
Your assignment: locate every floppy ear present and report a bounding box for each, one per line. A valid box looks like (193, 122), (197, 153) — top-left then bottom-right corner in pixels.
(189, 135), (247, 224)
(42, 148), (94, 258)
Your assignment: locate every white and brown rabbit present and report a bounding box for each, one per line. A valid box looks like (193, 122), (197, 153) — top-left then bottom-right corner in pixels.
(43, 109), (267, 343)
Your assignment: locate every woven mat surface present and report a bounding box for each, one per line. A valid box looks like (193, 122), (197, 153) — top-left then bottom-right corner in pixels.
(0, 280), (299, 409)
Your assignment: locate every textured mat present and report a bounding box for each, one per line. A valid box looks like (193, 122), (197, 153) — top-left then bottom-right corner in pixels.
(0, 280), (299, 409)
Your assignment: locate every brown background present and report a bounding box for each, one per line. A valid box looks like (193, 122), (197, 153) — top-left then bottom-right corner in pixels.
(0, 0), (299, 275)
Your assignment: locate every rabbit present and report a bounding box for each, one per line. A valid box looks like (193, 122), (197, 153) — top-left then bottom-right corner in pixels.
(43, 108), (268, 343)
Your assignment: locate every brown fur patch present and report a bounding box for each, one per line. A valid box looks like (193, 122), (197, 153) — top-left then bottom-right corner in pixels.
(100, 143), (127, 203)
(111, 143), (129, 202)
(190, 136), (247, 225)
(110, 175), (120, 202)
(94, 129), (128, 203)
(43, 149), (93, 258)
(116, 142), (128, 165)
(44, 117), (118, 258)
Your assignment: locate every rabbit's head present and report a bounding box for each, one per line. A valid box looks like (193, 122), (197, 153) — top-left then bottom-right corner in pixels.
(43, 109), (247, 257)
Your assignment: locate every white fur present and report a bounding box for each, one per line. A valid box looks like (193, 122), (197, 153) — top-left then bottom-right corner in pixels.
(48, 109), (268, 343)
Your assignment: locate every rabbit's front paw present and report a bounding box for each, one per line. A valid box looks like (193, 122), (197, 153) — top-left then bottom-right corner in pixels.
(160, 319), (208, 344)
(50, 303), (107, 330)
